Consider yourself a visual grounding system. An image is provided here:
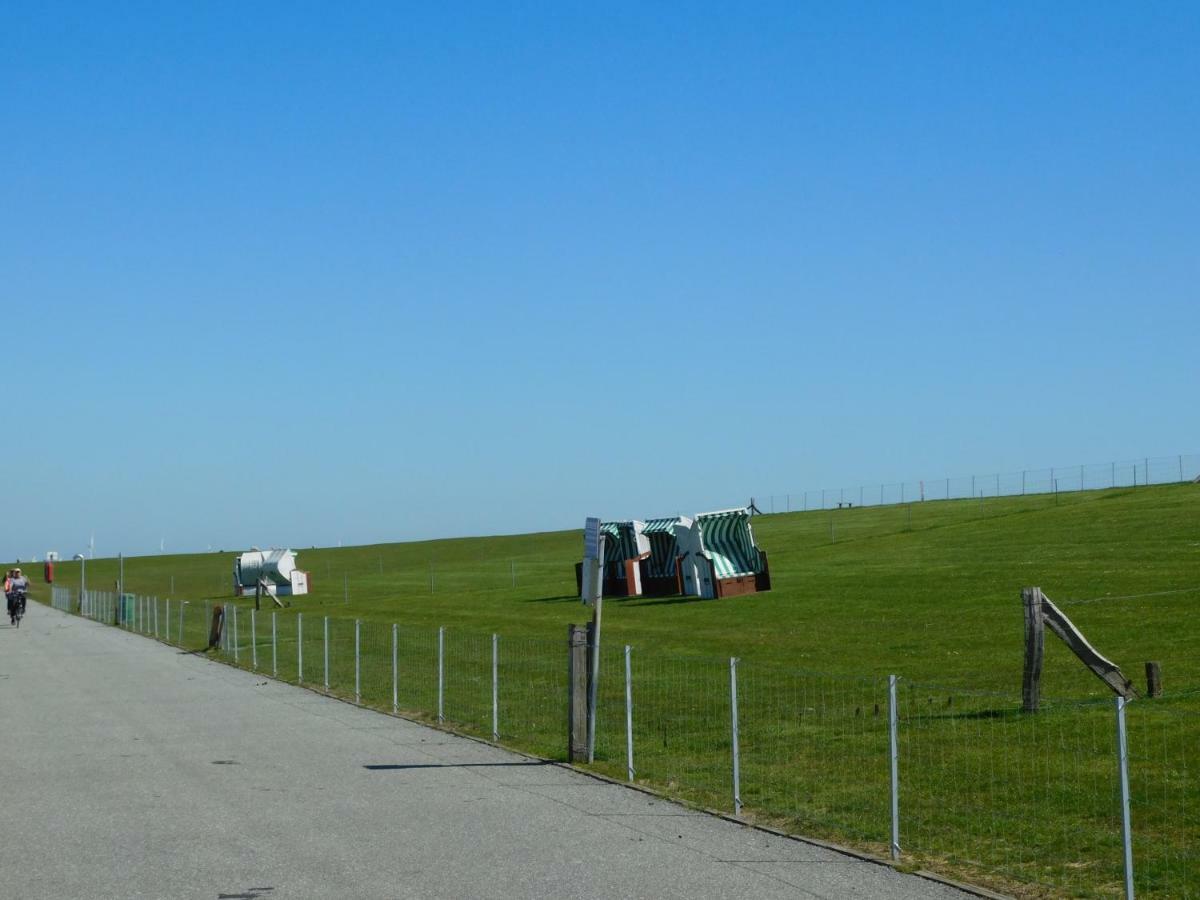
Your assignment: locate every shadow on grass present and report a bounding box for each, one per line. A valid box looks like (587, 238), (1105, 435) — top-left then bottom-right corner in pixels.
(625, 594), (709, 608)
(526, 592), (708, 607)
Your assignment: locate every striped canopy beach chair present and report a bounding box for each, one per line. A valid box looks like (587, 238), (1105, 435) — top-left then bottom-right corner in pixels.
(575, 520), (650, 598)
(676, 508), (771, 598)
(638, 516), (691, 596)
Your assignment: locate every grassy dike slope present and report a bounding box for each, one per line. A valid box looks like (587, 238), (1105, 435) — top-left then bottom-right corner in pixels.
(29, 482), (1199, 699)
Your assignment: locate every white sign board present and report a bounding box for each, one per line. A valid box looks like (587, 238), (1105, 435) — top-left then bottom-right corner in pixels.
(584, 517), (602, 561)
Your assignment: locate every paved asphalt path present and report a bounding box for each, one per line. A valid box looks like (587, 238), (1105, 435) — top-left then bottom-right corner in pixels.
(0, 606), (973, 900)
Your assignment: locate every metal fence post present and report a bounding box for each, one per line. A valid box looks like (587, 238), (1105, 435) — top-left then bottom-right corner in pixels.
(324, 616), (330, 691)
(355, 619), (361, 703)
(730, 657), (742, 815)
(392, 623), (398, 713)
(166, 598), (171, 641)
(889, 674), (901, 861)
(491, 633), (499, 741)
(625, 645), (634, 782)
(179, 602), (185, 646)
(1116, 697), (1135, 900)
(298, 613), (303, 683)
(251, 608), (257, 670)
(154, 597), (159, 637)
(232, 605), (239, 663)
(271, 611), (277, 677)
(437, 626), (445, 723)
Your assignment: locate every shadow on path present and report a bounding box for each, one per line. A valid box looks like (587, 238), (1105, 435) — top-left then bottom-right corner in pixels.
(364, 761), (554, 771)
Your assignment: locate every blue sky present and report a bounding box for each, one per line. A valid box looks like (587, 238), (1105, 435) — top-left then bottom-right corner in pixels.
(3, 2), (1197, 560)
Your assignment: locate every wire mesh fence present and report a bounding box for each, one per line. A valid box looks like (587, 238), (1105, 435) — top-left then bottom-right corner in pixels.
(739, 664), (893, 849)
(755, 451), (1200, 514)
(898, 684), (1126, 897)
(41, 586), (1200, 898)
(1128, 696), (1200, 898)
(496, 634), (566, 759)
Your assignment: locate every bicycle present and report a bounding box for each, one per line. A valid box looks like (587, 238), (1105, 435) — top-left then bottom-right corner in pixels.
(7, 589), (26, 627)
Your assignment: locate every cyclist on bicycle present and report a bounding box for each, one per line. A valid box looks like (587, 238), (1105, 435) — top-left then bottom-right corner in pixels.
(6, 567), (29, 618)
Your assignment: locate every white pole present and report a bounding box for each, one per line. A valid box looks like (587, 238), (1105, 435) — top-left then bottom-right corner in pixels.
(1117, 697), (1135, 900)
(730, 657), (741, 815)
(491, 634), (499, 741)
(298, 613), (303, 682)
(324, 616), (330, 691)
(355, 619), (361, 703)
(392, 624), (398, 713)
(587, 594), (604, 764)
(624, 644), (634, 782)
(889, 674), (901, 861)
(166, 598), (171, 642)
(437, 626), (445, 723)
(271, 611), (277, 677)
(232, 605), (239, 663)
(251, 608), (257, 670)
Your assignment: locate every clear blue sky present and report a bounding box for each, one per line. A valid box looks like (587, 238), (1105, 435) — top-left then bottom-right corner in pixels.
(3, 2), (1197, 560)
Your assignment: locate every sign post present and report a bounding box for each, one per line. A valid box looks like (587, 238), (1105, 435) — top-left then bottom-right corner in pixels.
(582, 517), (606, 764)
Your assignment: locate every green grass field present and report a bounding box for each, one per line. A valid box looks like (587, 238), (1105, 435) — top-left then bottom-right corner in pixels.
(26, 482), (1200, 898)
(34, 482), (1200, 696)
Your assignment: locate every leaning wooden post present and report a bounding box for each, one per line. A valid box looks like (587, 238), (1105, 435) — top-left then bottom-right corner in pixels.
(1146, 661), (1163, 698)
(567, 624), (589, 762)
(1022, 587), (1045, 712)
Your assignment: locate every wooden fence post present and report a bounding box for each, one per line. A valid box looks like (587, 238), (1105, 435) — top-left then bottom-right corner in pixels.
(568, 624), (588, 761)
(1022, 587), (1044, 712)
(1146, 661), (1163, 698)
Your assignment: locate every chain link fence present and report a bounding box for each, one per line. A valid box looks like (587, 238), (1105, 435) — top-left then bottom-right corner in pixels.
(48, 585), (1197, 898)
